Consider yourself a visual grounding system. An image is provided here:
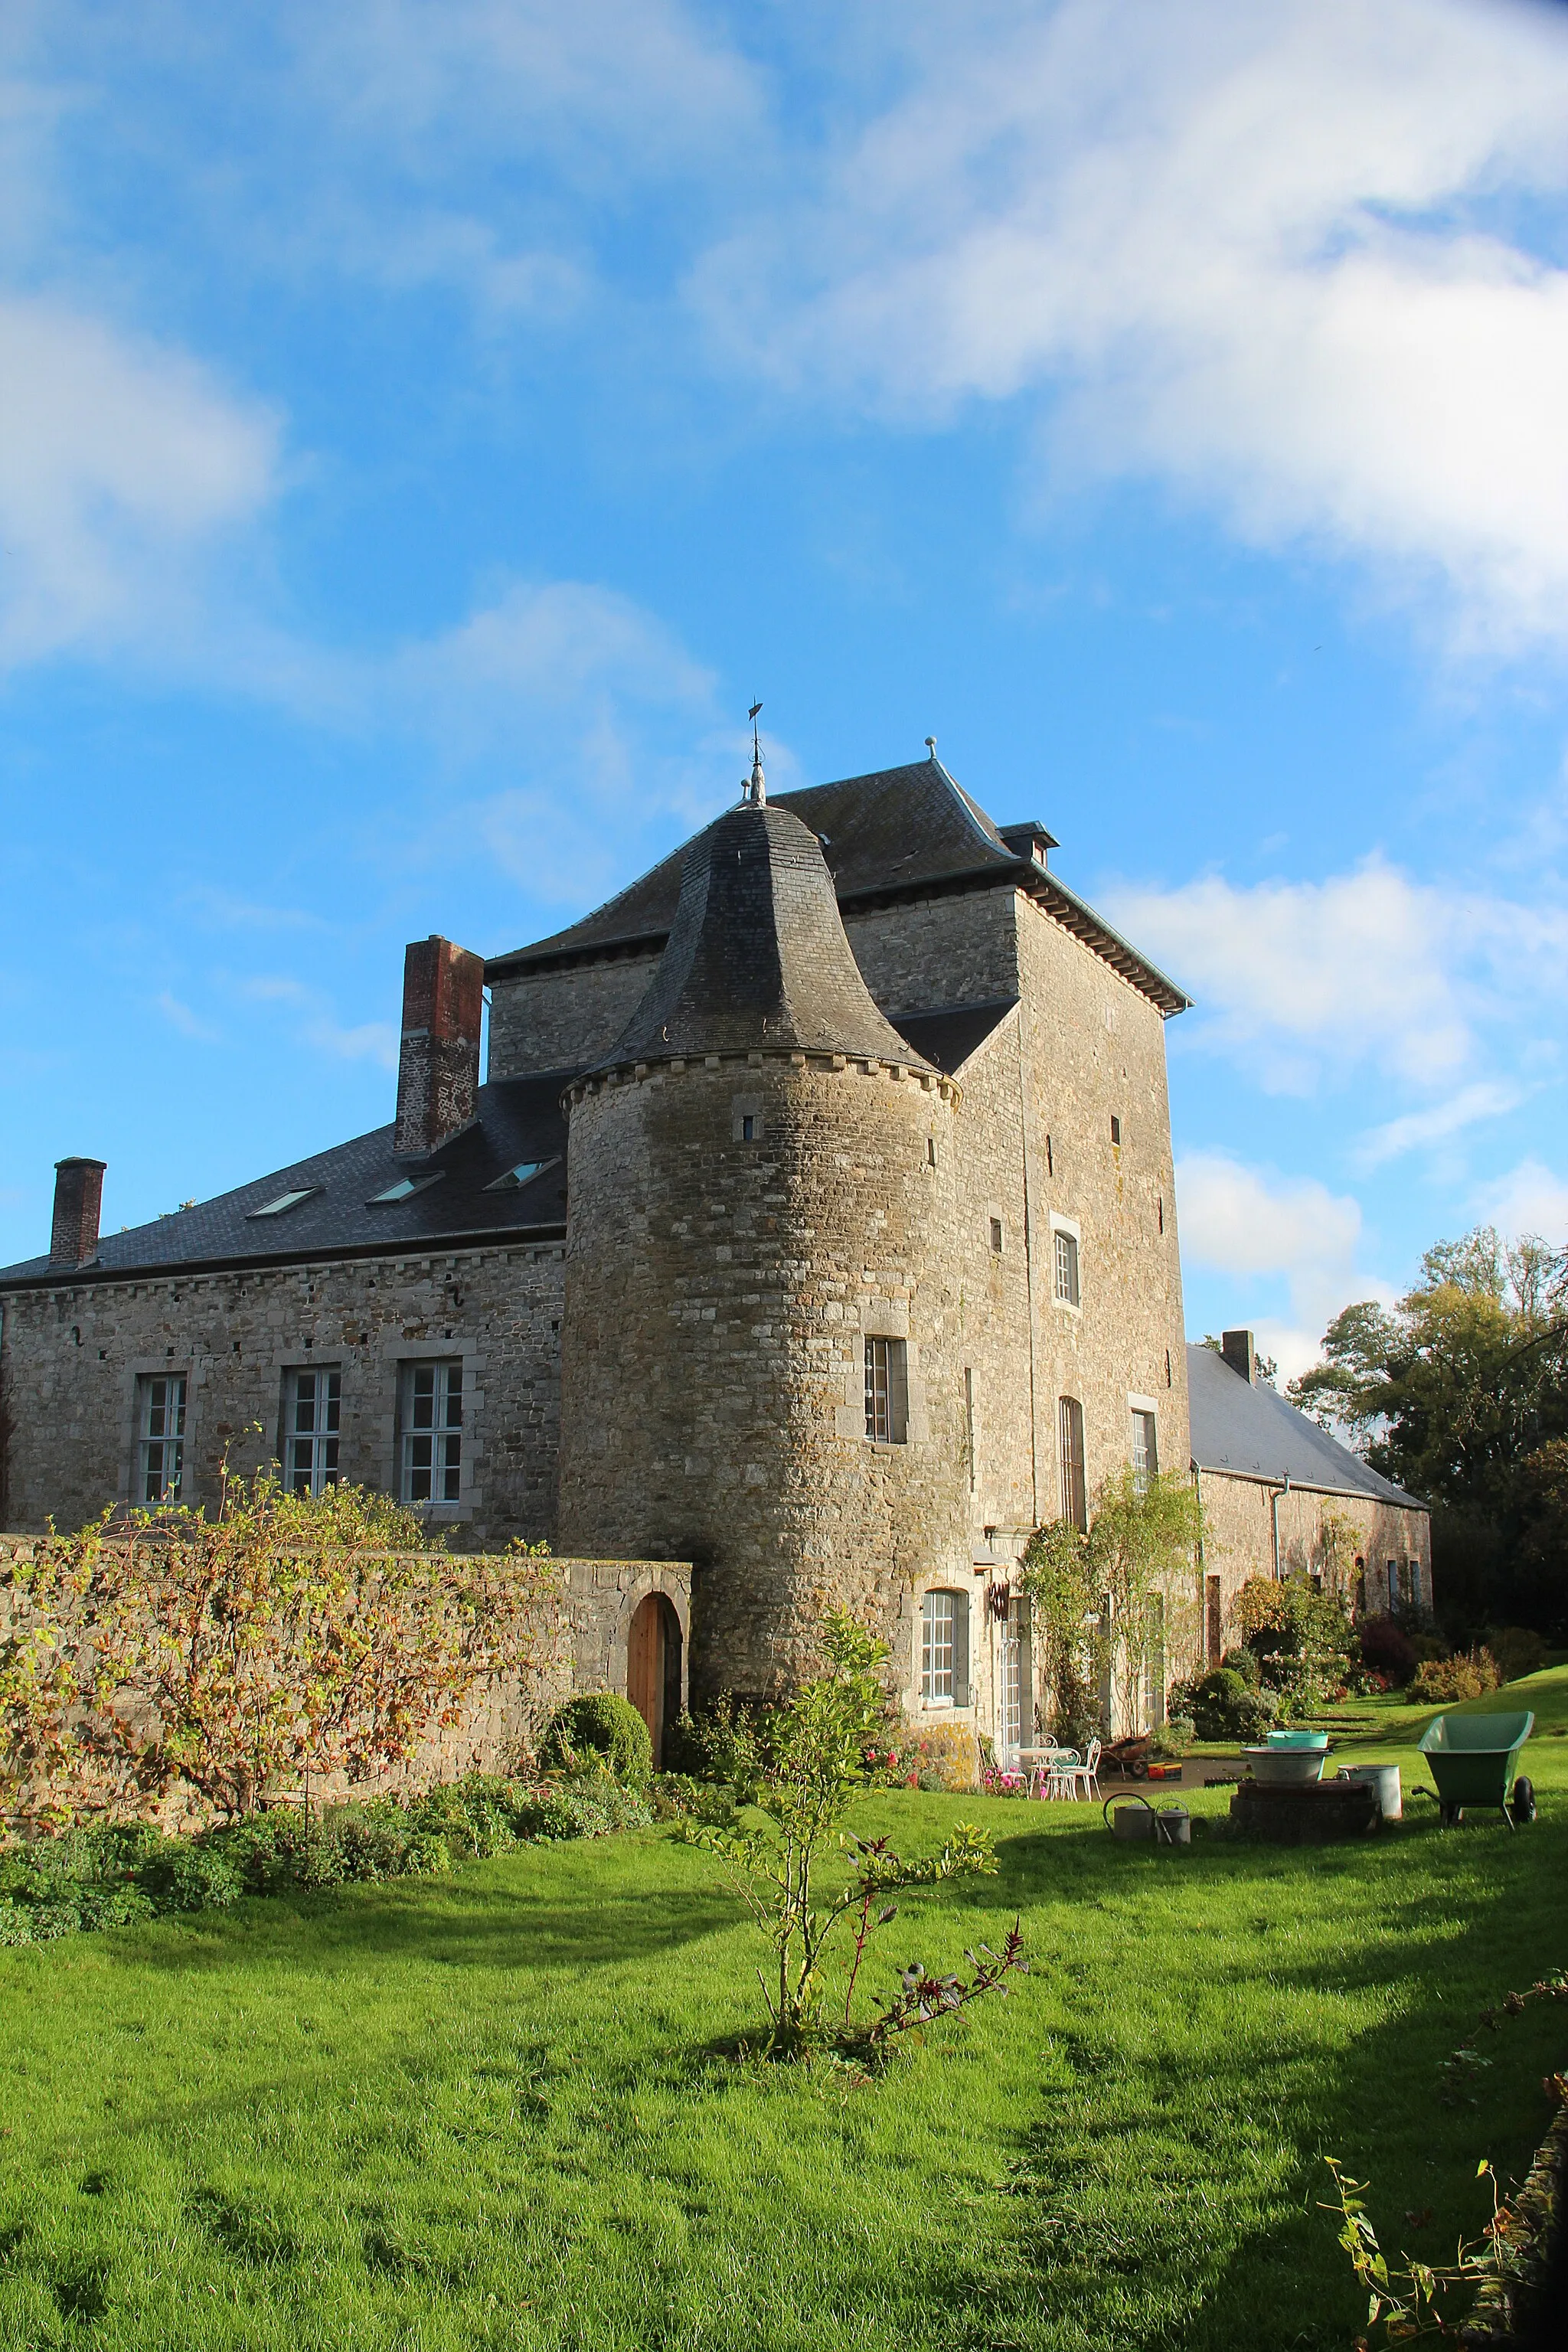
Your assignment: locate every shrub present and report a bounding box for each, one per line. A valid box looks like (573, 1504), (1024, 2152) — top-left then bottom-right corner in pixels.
(540, 1694), (653, 1788)
(1188, 1669), (1279, 1742)
(648, 1772), (737, 1826)
(894, 1723), (982, 1792)
(1486, 1625), (1547, 1684)
(1152, 1714), (1194, 1759)
(662, 1694), (766, 1793)
(1408, 1648), (1501, 1705)
(1359, 1614), (1419, 1684)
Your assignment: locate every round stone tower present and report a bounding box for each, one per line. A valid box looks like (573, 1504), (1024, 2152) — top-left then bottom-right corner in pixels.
(557, 771), (970, 1704)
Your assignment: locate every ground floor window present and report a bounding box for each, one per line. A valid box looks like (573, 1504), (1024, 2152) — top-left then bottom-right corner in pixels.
(136, 1372), (186, 1502)
(399, 1359), (463, 1504)
(920, 1587), (969, 1705)
(284, 1366), (341, 1495)
(999, 1589), (1031, 1754)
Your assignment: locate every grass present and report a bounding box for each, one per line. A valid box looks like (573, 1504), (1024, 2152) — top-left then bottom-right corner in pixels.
(3, 1673), (1567, 2352)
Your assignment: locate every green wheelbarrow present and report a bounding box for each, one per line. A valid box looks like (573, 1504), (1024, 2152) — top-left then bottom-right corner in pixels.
(1416, 1710), (1535, 1829)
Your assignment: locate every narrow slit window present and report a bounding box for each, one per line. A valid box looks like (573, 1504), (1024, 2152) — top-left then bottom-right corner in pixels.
(1110, 1116), (1122, 1145)
(741, 1116), (756, 1142)
(989, 1217), (1004, 1254)
(926, 1136), (937, 1168)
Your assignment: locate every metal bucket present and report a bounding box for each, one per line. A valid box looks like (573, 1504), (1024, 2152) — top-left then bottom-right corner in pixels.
(1104, 1794), (1191, 1847)
(1338, 1763), (1402, 1821)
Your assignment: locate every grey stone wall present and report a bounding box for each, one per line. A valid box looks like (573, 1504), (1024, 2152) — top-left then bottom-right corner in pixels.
(1195, 1471), (1433, 1641)
(0, 1243), (565, 1547)
(844, 886), (1021, 1014)
(487, 952), (663, 1081)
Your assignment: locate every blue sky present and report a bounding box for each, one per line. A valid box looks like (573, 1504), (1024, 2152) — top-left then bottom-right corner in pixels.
(4, 0), (1568, 1374)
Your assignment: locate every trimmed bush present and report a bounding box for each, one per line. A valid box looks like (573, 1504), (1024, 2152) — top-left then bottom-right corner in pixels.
(1188, 1669), (1279, 1743)
(1409, 1648), (1502, 1704)
(540, 1693), (654, 1787)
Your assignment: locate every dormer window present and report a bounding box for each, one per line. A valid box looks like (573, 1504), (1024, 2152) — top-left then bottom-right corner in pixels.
(368, 1173), (445, 1206)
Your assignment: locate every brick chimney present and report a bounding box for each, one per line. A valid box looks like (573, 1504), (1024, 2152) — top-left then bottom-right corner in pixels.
(50, 1157), (106, 1267)
(394, 936), (484, 1158)
(1220, 1328), (1255, 1383)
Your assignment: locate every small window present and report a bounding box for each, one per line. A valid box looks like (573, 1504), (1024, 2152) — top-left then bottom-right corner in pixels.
(247, 1188), (318, 1219)
(1045, 1133), (1054, 1178)
(741, 1116), (756, 1142)
(484, 1158), (557, 1193)
(1165, 1348), (1172, 1388)
(1110, 1116), (1122, 1146)
(283, 1367), (341, 1494)
(1053, 1227), (1080, 1307)
(136, 1372), (186, 1502)
(399, 1360), (463, 1504)
(920, 1589), (969, 1706)
(1058, 1396), (1087, 1530)
(864, 1335), (909, 1443)
(926, 1136), (937, 1168)
(989, 1217), (1004, 1254)
(1131, 1409), (1158, 1491)
(368, 1173), (445, 1205)
(1158, 1195), (1164, 1235)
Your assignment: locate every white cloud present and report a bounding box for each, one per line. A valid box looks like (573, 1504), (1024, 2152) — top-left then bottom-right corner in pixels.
(1475, 1155), (1568, 1243)
(1106, 858), (1568, 1096)
(155, 990), (222, 1044)
(697, 0), (1568, 652)
(0, 294), (279, 666)
(1354, 1080), (1525, 1171)
(1176, 1149), (1386, 1375)
(239, 976), (397, 1069)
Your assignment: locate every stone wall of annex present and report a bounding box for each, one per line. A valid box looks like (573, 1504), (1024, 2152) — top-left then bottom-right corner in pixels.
(1196, 1470), (1433, 1648)
(844, 886), (1022, 1014)
(0, 1242), (566, 1547)
(487, 952), (662, 1081)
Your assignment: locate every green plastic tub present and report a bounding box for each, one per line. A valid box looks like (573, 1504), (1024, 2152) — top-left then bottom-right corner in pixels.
(1417, 1710), (1534, 1828)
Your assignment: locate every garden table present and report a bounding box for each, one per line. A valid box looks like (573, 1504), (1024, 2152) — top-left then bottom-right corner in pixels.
(1019, 1746), (1081, 1799)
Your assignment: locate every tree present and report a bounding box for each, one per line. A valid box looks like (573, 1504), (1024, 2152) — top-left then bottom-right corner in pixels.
(1288, 1227), (1568, 1637)
(0, 1465), (556, 1825)
(687, 1609), (1018, 2056)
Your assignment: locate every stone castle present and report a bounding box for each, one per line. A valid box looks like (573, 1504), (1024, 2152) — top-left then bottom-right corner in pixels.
(0, 746), (1197, 1752)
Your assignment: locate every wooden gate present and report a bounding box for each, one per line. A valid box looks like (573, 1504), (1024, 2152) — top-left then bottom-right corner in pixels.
(626, 1593), (681, 1766)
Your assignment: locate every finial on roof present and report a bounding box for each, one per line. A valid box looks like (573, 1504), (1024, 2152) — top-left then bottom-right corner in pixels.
(746, 700), (766, 805)
(925, 735), (938, 762)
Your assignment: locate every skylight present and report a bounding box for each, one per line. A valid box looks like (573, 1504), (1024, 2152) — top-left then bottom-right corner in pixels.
(485, 1157), (558, 1193)
(367, 1173), (445, 1205)
(247, 1189), (318, 1219)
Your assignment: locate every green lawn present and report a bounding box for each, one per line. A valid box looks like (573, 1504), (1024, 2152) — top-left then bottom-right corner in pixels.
(4, 1674), (1567, 2352)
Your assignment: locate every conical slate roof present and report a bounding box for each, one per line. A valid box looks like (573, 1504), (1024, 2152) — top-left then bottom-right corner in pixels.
(600, 802), (939, 1071)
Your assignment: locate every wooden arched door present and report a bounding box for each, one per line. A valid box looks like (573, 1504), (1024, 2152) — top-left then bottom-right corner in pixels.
(626, 1593), (681, 1766)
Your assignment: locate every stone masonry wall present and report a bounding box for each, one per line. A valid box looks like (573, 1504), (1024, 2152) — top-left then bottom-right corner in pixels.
(558, 1053), (974, 1710)
(487, 952), (663, 1081)
(0, 1533), (690, 1812)
(0, 1243), (565, 1547)
(1196, 1470), (1433, 1648)
(843, 886), (1023, 1014)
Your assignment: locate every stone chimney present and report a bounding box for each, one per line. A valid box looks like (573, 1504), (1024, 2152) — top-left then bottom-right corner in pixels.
(50, 1157), (106, 1267)
(394, 936), (485, 1159)
(1220, 1328), (1256, 1383)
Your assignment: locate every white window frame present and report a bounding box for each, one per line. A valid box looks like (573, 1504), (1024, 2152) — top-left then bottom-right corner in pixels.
(864, 1334), (909, 1444)
(135, 1371), (187, 1502)
(283, 1365), (341, 1495)
(920, 1588), (969, 1707)
(398, 1358), (464, 1506)
(1129, 1396), (1159, 1491)
(1050, 1214), (1082, 1310)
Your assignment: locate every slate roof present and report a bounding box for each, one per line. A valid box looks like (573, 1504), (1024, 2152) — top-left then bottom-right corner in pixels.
(1187, 1343), (1425, 1510)
(602, 803), (940, 1073)
(488, 757), (1191, 1016)
(889, 999), (1017, 1073)
(0, 1076), (570, 1291)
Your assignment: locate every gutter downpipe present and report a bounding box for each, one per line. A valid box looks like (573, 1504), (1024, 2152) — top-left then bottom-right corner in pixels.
(1270, 1473), (1291, 1579)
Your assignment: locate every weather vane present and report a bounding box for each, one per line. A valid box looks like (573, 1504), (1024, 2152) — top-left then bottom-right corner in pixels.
(745, 701), (766, 805)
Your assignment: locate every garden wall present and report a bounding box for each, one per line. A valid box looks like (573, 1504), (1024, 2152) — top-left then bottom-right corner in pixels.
(0, 1533), (689, 1821)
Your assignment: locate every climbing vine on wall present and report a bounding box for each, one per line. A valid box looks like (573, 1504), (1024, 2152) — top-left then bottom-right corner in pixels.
(1019, 1470), (1204, 1738)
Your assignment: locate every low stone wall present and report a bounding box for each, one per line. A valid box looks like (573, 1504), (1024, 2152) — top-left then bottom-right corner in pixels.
(0, 1533), (690, 1818)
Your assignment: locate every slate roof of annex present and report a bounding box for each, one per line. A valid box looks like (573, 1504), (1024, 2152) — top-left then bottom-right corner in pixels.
(488, 757), (1191, 1016)
(1186, 1342), (1425, 1511)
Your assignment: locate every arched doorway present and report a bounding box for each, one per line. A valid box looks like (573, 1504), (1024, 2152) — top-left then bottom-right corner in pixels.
(626, 1592), (683, 1766)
